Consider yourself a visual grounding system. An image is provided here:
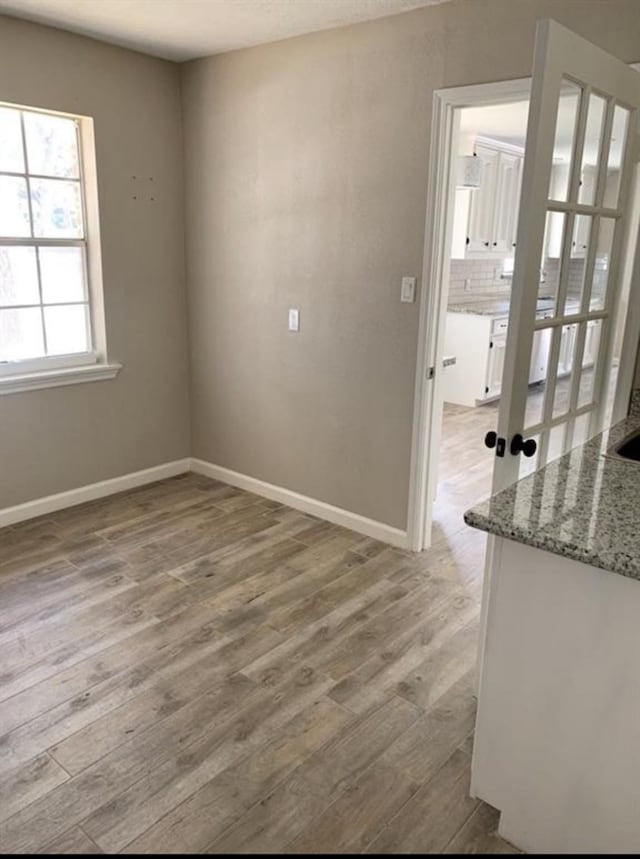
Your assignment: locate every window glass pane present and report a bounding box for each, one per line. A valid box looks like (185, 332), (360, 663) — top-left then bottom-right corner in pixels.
(592, 217), (616, 311)
(44, 304), (89, 355)
(0, 307), (44, 360)
(577, 94), (606, 206)
(0, 176), (31, 237)
(605, 105), (630, 209)
(565, 215), (592, 315)
(0, 246), (39, 306)
(0, 107), (25, 173)
(30, 178), (83, 238)
(23, 111), (79, 179)
(548, 81), (582, 203)
(40, 246), (86, 304)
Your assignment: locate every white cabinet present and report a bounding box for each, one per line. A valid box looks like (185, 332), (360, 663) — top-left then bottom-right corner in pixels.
(452, 138), (524, 260)
(494, 151), (522, 255)
(443, 312), (511, 406)
(467, 144), (501, 254)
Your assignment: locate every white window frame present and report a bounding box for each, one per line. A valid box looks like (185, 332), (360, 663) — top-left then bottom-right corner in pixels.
(0, 101), (120, 395)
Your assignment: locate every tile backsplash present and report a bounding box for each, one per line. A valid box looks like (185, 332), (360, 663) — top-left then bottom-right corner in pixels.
(448, 257), (607, 307)
(447, 259), (512, 304)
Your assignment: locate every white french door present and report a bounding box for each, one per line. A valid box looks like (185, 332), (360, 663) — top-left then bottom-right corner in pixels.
(489, 20), (640, 490)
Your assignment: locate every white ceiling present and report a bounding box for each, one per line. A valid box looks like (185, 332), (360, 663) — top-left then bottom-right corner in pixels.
(0, 0), (450, 61)
(459, 96), (628, 169)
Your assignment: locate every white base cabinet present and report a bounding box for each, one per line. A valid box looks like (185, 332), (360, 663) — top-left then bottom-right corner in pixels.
(443, 311), (549, 407)
(472, 537), (640, 853)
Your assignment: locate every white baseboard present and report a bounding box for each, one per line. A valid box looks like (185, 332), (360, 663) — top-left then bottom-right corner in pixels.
(0, 459), (191, 528)
(1, 456), (410, 550)
(191, 458), (410, 549)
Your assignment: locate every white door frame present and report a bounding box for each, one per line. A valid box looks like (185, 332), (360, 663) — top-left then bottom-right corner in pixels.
(407, 65), (640, 552)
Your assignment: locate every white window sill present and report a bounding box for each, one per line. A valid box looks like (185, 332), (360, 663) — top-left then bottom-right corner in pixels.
(0, 361), (122, 395)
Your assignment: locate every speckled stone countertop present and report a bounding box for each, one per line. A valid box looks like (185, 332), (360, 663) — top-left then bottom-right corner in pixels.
(464, 416), (640, 579)
(447, 300), (511, 316)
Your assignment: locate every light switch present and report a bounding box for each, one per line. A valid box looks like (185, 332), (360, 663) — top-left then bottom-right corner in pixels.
(288, 308), (300, 332)
(401, 277), (416, 303)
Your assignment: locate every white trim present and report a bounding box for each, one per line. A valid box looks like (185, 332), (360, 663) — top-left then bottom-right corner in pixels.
(191, 458), (410, 549)
(0, 361), (122, 395)
(408, 77), (532, 552)
(0, 458), (191, 527)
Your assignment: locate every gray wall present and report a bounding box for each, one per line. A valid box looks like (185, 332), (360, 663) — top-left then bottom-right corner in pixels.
(0, 16), (191, 508)
(181, 0), (640, 530)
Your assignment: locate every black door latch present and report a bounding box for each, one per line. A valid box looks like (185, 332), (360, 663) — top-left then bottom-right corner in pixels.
(484, 431), (506, 458)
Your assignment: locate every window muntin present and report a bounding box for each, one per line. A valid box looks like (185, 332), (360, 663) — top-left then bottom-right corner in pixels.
(0, 104), (92, 366)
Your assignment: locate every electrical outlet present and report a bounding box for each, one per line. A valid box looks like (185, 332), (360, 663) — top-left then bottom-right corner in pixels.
(288, 308), (299, 332)
(464, 278), (472, 292)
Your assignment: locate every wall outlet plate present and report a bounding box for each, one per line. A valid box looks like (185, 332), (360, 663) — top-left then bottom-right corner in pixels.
(401, 277), (416, 303)
(288, 308), (300, 332)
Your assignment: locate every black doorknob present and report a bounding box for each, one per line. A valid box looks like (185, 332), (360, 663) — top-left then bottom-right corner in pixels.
(485, 431), (497, 449)
(510, 433), (537, 457)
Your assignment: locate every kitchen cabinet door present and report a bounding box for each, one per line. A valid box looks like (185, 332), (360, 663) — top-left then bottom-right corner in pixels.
(467, 145), (500, 254)
(493, 152), (522, 254)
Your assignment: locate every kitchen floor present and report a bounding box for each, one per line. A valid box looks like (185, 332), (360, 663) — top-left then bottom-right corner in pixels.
(0, 471), (518, 854)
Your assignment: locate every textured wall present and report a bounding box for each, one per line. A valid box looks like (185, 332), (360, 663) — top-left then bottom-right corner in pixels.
(0, 15), (191, 507)
(182, 0), (640, 530)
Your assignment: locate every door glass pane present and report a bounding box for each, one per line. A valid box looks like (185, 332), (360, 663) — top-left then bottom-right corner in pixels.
(572, 412), (595, 448)
(30, 178), (83, 238)
(518, 432), (540, 480)
(39, 247), (86, 304)
(553, 324), (578, 418)
(547, 423), (567, 464)
(578, 319), (603, 408)
(604, 105), (630, 209)
(540, 210), (566, 307)
(23, 111), (80, 179)
(0, 307), (44, 360)
(0, 107), (25, 173)
(525, 325), (553, 428)
(548, 80), (582, 203)
(565, 215), (592, 315)
(592, 216), (616, 311)
(44, 304), (89, 355)
(577, 93), (606, 205)
(0, 246), (39, 306)
(0, 176), (31, 237)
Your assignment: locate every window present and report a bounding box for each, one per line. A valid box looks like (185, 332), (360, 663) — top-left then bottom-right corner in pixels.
(0, 102), (119, 394)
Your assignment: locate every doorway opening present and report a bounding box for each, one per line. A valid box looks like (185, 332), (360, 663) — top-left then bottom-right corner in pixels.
(409, 71), (640, 553)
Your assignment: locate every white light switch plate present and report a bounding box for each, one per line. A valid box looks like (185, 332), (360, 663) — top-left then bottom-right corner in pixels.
(401, 277), (416, 303)
(288, 308), (299, 332)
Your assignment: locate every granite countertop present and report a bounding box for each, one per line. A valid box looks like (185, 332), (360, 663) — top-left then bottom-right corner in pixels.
(447, 300), (511, 316)
(464, 415), (640, 579)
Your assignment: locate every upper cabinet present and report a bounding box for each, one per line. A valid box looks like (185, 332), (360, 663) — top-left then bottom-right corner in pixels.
(451, 138), (524, 260)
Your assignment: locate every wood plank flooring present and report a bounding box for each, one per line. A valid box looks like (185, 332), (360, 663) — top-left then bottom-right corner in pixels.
(0, 440), (519, 852)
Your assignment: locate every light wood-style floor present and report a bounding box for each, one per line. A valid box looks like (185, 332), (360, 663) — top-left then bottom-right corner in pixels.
(0, 472), (515, 854)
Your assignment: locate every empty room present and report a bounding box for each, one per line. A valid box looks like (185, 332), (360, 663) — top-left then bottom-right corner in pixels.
(1, 0), (640, 854)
